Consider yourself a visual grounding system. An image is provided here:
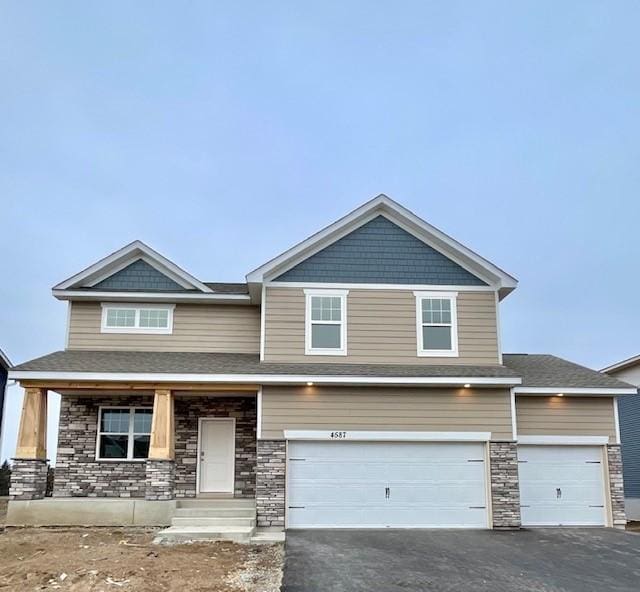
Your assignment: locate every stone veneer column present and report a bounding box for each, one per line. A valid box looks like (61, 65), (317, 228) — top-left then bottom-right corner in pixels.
(9, 459), (49, 500)
(11, 387), (49, 500)
(489, 441), (521, 529)
(256, 440), (286, 528)
(145, 460), (176, 501)
(607, 444), (626, 528)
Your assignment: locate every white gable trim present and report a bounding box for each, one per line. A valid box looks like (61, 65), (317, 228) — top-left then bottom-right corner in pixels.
(601, 353), (640, 374)
(246, 195), (517, 298)
(53, 240), (213, 293)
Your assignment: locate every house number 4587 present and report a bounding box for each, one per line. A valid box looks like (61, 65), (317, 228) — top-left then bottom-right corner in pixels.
(330, 431), (347, 439)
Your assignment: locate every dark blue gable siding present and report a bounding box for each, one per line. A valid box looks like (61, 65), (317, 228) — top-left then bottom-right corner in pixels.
(619, 394), (640, 498)
(93, 259), (187, 292)
(274, 215), (488, 285)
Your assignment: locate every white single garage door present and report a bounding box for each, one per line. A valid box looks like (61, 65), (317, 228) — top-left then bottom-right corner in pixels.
(518, 445), (606, 526)
(287, 440), (488, 528)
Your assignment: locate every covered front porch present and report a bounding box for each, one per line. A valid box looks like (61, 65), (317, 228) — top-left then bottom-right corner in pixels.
(10, 382), (259, 503)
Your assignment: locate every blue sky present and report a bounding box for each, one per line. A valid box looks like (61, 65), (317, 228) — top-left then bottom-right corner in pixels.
(1, 2), (639, 462)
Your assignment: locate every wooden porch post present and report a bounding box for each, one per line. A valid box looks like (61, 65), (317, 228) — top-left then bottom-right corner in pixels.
(15, 387), (48, 459)
(148, 389), (175, 460)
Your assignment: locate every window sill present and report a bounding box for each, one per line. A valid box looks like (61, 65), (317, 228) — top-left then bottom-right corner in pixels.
(305, 349), (348, 356)
(95, 458), (148, 463)
(417, 350), (459, 358)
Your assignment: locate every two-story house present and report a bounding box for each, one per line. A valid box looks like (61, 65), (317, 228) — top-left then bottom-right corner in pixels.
(6, 195), (635, 541)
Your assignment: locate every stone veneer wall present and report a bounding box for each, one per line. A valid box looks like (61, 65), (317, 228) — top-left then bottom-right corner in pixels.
(174, 396), (256, 498)
(55, 394), (256, 499)
(54, 396), (151, 498)
(9, 459), (49, 500)
(607, 444), (626, 528)
(489, 441), (521, 528)
(256, 440), (286, 528)
(145, 460), (176, 501)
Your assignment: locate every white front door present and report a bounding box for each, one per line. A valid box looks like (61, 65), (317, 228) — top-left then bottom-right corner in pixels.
(198, 419), (235, 494)
(287, 440), (489, 528)
(518, 445), (606, 526)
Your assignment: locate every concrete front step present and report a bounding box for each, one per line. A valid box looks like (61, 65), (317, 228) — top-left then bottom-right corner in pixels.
(171, 516), (256, 527)
(154, 525), (255, 545)
(174, 507), (256, 518)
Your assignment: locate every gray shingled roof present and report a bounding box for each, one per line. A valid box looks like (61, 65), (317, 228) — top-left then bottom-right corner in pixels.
(12, 350), (517, 379)
(203, 283), (249, 294)
(502, 354), (635, 389)
(10, 350), (635, 390)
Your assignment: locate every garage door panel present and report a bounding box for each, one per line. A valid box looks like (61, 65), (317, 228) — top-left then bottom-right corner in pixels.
(288, 482), (387, 505)
(518, 445), (605, 527)
(287, 440), (489, 529)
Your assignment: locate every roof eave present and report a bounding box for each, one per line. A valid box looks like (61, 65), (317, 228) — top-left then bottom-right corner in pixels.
(601, 354), (640, 374)
(8, 369), (522, 388)
(52, 289), (251, 304)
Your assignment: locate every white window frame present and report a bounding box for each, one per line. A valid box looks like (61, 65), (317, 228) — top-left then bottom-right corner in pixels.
(414, 291), (459, 357)
(96, 406), (153, 462)
(100, 303), (175, 334)
(304, 289), (349, 356)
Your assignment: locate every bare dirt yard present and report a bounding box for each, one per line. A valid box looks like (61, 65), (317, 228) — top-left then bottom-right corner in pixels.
(0, 526), (283, 592)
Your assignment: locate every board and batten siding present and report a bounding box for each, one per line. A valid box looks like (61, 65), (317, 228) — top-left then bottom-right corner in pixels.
(261, 386), (512, 440)
(67, 301), (260, 353)
(263, 287), (499, 365)
(516, 396), (617, 441)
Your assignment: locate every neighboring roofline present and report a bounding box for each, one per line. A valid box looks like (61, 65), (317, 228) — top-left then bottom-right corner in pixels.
(8, 370), (522, 387)
(0, 349), (11, 370)
(52, 289), (251, 304)
(601, 354), (640, 374)
(512, 386), (637, 396)
(53, 240), (214, 294)
(246, 194), (518, 300)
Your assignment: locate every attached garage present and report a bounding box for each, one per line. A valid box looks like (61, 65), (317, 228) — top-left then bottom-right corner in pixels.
(518, 444), (606, 526)
(286, 437), (489, 529)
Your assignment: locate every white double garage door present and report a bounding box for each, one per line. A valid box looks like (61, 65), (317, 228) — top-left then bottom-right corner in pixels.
(287, 440), (607, 528)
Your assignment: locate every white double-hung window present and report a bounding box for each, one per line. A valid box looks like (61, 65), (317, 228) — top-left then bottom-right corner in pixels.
(101, 303), (175, 334)
(96, 407), (153, 461)
(304, 289), (348, 355)
(414, 291), (458, 357)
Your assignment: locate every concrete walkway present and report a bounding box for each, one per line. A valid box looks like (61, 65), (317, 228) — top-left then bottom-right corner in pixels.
(283, 528), (640, 592)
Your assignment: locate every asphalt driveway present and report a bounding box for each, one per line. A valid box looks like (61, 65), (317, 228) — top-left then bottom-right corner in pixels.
(283, 529), (640, 592)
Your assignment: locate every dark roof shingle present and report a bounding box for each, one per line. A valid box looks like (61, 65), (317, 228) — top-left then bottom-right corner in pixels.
(502, 354), (635, 390)
(12, 350), (517, 379)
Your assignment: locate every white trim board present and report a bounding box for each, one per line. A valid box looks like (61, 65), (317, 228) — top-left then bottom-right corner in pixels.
(513, 387), (637, 396)
(268, 281), (497, 292)
(9, 370), (522, 387)
(54, 240), (213, 293)
(283, 430), (492, 442)
(614, 398), (621, 445)
(510, 388), (517, 440)
(53, 290), (250, 304)
(517, 435), (610, 446)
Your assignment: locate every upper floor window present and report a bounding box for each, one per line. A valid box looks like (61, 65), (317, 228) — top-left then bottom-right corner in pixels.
(304, 289), (348, 355)
(101, 303), (175, 334)
(96, 407), (153, 461)
(414, 291), (458, 357)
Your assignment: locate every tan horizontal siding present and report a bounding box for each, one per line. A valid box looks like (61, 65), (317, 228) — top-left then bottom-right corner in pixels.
(264, 287), (499, 365)
(516, 396), (616, 441)
(67, 301), (260, 353)
(261, 386), (512, 439)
